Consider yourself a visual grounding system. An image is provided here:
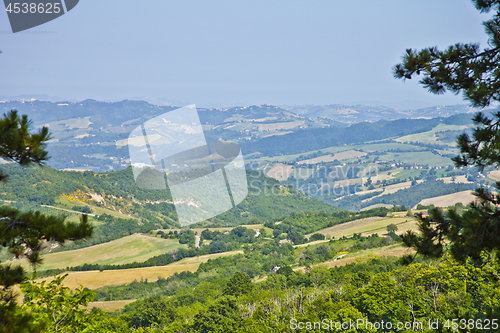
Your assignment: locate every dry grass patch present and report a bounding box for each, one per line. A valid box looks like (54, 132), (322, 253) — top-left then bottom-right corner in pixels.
(266, 163), (294, 181)
(438, 175), (472, 184)
(38, 251), (242, 290)
(258, 121), (304, 131)
(12, 234), (186, 271)
(40, 264), (200, 290)
(489, 169), (500, 181)
(308, 217), (419, 240)
(307, 217), (385, 238)
(418, 190), (477, 208)
(297, 150), (367, 165)
(88, 300), (135, 312)
(320, 245), (416, 269)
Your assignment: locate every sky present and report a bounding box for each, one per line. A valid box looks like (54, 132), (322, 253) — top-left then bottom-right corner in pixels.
(0, 0), (493, 109)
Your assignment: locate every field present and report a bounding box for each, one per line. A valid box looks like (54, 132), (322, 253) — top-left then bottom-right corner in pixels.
(437, 175), (472, 184)
(297, 150), (367, 164)
(262, 131), (293, 138)
(88, 300), (136, 312)
(12, 234), (186, 271)
(396, 124), (468, 144)
(257, 120), (305, 131)
(46, 117), (93, 131)
(360, 203), (394, 211)
(158, 223), (266, 235)
(488, 169), (500, 181)
(40, 251), (243, 289)
(418, 190), (477, 208)
(266, 163), (294, 181)
(245, 142), (426, 166)
(377, 151), (453, 167)
(317, 244), (416, 269)
(307, 216), (418, 239)
(292, 243), (416, 273)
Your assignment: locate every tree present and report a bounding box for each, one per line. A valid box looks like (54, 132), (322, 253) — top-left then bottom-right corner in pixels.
(191, 296), (244, 333)
(223, 271), (254, 297)
(123, 295), (175, 328)
(21, 274), (107, 332)
(0, 110), (93, 332)
(386, 223), (398, 233)
(0, 110), (51, 181)
(394, 1), (500, 265)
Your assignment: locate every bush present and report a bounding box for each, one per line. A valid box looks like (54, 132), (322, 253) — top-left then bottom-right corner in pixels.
(310, 233), (325, 241)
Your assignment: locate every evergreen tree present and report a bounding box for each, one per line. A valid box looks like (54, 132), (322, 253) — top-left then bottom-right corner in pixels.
(394, 1), (500, 265)
(223, 271), (254, 297)
(0, 110), (93, 332)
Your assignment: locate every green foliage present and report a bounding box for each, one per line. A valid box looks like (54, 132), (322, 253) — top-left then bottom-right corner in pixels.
(0, 110), (94, 333)
(21, 274), (104, 332)
(191, 296), (244, 333)
(123, 295), (175, 329)
(223, 272), (254, 297)
(265, 208), (388, 242)
(386, 223), (398, 233)
(0, 110), (51, 182)
(107, 255), (499, 332)
(395, 6), (500, 264)
(310, 233), (326, 241)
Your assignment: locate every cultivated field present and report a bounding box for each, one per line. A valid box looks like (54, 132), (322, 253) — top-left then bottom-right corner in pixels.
(377, 151), (453, 167)
(40, 251), (243, 289)
(307, 216), (418, 240)
(297, 150), (367, 165)
(266, 163), (294, 181)
(318, 244), (416, 269)
(396, 124), (468, 144)
(437, 175), (472, 184)
(88, 300), (136, 312)
(262, 131), (293, 138)
(418, 190), (477, 208)
(257, 120), (305, 131)
(488, 169), (500, 181)
(12, 234), (186, 271)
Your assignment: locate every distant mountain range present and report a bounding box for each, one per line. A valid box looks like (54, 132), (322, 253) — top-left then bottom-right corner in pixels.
(0, 99), (484, 171)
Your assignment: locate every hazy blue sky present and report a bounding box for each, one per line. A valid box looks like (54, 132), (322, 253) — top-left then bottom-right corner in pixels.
(0, 0), (492, 108)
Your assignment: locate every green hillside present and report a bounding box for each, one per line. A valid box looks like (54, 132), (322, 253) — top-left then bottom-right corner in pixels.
(0, 164), (338, 251)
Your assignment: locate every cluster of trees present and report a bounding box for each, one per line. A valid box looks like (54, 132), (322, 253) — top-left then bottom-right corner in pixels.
(264, 208), (390, 244)
(26, 254), (500, 332)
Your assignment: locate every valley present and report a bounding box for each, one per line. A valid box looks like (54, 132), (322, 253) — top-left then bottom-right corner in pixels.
(1, 99), (497, 330)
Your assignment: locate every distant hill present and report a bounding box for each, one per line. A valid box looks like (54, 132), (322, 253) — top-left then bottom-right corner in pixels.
(284, 104), (483, 123)
(240, 113), (474, 157)
(0, 99), (481, 171)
